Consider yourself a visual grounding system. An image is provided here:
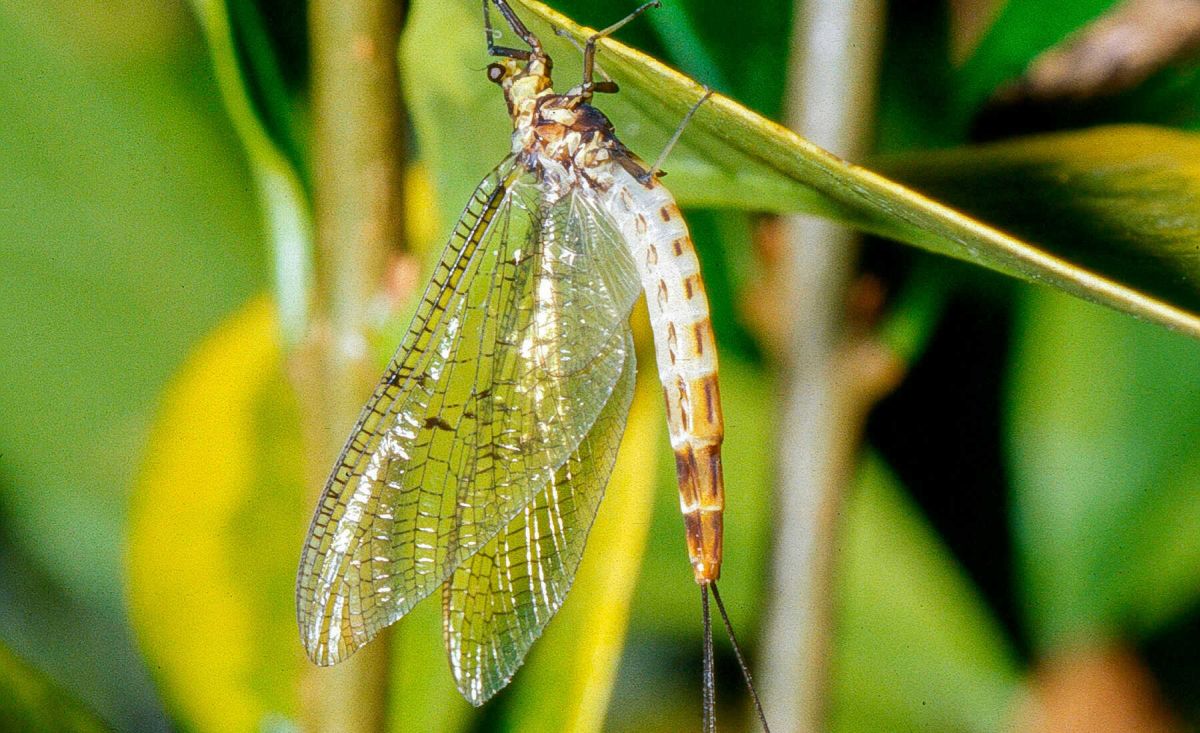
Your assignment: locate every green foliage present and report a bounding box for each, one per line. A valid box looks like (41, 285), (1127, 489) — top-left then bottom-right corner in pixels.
(126, 299), (303, 732)
(7, 0), (1200, 731)
(0, 2), (266, 615)
(0, 4), (265, 729)
(1010, 289), (1200, 646)
(433, 1), (1200, 338)
(881, 126), (1200, 328)
(188, 0), (313, 342)
(0, 642), (112, 733)
(833, 455), (1021, 733)
(954, 0), (1121, 126)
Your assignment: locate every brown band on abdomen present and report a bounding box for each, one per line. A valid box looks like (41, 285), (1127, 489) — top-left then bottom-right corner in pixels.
(675, 440), (724, 583)
(682, 507), (723, 583)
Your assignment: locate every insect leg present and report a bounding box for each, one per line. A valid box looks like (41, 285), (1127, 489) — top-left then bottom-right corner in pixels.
(581, 1), (662, 94)
(638, 87), (714, 184)
(554, 27), (617, 89)
(486, 0), (541, 59)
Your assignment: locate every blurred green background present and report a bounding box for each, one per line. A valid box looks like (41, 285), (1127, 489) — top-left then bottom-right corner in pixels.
(5, 0), (1200, 731)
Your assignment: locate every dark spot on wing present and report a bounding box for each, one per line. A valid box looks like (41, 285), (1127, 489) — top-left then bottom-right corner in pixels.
(424, 416), (453, 431)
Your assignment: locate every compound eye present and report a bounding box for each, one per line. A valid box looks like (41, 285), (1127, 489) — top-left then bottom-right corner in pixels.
(486, 63), (506, 84)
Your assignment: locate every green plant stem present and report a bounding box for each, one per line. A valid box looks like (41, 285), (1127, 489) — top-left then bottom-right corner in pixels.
(297, 1), (407, 732)
(759, 0), (886, 730)
(188, 0), (313, 346)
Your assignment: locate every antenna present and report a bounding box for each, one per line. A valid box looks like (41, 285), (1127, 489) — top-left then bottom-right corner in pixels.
(711, 581), (772, 732)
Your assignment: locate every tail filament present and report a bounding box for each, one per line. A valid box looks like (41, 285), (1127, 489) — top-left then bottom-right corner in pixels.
(701, 584), (716, 733)
(711, 581), (771, 732)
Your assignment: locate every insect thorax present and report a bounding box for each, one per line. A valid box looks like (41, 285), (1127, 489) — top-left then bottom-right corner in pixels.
(512, 97), (625, 200)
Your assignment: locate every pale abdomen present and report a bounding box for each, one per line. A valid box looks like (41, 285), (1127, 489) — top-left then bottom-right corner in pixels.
(603, 166), (724, 584)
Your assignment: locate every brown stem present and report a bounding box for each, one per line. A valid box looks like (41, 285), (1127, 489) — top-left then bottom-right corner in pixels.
(294, 1), (407, 731)
(758, 0), (887, 730)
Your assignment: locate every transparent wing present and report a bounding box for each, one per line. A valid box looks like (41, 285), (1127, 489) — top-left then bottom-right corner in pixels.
(296, 161), (643, 666)
(443, 330), (636, 706)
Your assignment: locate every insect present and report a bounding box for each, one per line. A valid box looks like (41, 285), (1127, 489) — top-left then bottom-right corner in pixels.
(296, 1), (768, 729)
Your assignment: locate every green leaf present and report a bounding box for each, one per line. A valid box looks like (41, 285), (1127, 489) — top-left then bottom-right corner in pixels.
(127, 298), (304, 732)
(0, 1), (266, 618)
(187, 0), (313, 343)
(832, 454), (1022, 733)
(876, 259), (954, 364)
(954, 0), (1119, 126)
(1009, 286), (1200, 647)
(0, 6), (268, 728)
(528, 3), (1200, 339)
(877, 0), (1118, 148)
(405, 0), (1200, 343)
(533, 0), (791, 117)
(875, 0), (957, 152)
(400, 0), (512, 239)
(388, 601), (476, 733)
(0, 543), (162, 732)
(0, 642), (112, 733)
(881, 126), (1200, 334)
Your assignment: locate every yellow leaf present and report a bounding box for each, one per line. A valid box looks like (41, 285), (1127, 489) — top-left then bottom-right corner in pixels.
(126, 295), (305, 732)
(503, 309), (663, 732)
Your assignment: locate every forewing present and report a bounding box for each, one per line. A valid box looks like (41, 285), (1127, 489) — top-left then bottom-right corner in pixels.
(443, 331), (636, 706)
(296, 166), (643, 666)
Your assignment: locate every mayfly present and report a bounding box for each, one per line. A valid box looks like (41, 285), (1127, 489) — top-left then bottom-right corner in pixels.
(296, 1), (768, 728)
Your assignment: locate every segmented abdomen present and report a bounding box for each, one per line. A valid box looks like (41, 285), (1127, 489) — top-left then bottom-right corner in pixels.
(602, 166), (724, 584)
